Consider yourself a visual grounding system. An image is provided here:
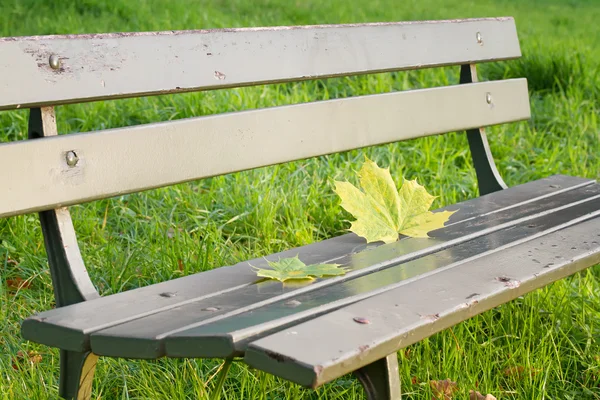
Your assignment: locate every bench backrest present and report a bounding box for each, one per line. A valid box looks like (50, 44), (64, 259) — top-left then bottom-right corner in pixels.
(0, 18), (530, 219)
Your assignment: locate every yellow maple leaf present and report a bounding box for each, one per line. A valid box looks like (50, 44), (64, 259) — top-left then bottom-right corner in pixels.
(334, 158), (456, 243)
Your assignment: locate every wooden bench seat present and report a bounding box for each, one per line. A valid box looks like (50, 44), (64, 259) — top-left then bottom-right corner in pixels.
(247, 213), (600, 387)
(2, 17), (599, 400)
(22, 174), (599, 359)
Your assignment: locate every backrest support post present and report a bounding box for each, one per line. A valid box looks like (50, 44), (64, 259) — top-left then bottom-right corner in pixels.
(28, 108), (99, 307)
(460, 64), (508, 195)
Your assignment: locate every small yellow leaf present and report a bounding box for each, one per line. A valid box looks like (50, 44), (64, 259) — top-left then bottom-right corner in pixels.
(252, 255), (347, 282)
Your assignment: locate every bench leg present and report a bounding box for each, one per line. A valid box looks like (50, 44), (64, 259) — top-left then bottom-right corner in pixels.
(29, 107), (102, 399)
(59, 350), (99, 400)
(354, 353), (401, 400)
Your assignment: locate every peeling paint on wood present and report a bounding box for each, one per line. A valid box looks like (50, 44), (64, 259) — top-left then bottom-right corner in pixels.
(0, 18), (521, 110)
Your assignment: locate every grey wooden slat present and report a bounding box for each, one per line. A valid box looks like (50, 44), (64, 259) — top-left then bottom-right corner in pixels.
(0, 18), (520, 111)
(127, 187), (600, 359)
(20, 176), (595, 353)
(1, 79), (530, 219)
(245, 216), (600, 388)
(86, 183), (600, 357)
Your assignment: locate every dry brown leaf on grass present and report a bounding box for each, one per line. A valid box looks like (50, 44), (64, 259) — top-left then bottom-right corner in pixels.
(6, 257), (19, 266)
(503, 365), (541, 379)
(469, 390), (497, 400)
(12, 350), (42, 370)
(430, 379), (458, 400)
(5, 277), (31, 292)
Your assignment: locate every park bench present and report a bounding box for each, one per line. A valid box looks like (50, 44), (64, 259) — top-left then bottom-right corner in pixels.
(1, 17), (599, 400)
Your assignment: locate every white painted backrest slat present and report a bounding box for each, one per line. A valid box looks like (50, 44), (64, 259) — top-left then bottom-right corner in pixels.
(0, 79), (531, 218)
(0, 18), (520, 110)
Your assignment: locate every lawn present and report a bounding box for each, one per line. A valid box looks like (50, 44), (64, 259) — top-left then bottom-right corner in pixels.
(1, 0), (599, 399)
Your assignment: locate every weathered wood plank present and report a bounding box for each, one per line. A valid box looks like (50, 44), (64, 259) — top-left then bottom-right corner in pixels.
(20, 176), (595, 353)
(151, 186), (600, 358)
(244, 215), (600, 388)
(164, 189), (600, 358)
(1, 79), (530, 219)
(0, 18), (520, 110)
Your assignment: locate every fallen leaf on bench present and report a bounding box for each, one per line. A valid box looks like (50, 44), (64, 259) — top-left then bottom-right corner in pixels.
(469, 390), (497, 400)
(334, 158), (456, 243)
(430, 378), (458, 399)
(252, 255), (346, 282)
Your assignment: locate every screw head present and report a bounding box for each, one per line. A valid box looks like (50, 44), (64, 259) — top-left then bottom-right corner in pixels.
(65, 151), (79, 167)
(476, 32), (483, 44)
(49, 54), (61, 70)
(485, 92), (492, 104)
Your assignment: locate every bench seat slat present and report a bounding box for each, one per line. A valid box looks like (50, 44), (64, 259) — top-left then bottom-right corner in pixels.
(0, 18), (520, 111)
(244, 215), (600, 388)
(1, 79), (530, 218)
(111, 184), (600, 358)
(20, 175), (596, 354)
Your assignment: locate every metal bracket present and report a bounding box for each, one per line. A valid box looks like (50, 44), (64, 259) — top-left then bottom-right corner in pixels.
(28, 107), (101, 400)
(27, 107), (99, 307)
(460, 64), (508, 196)
(354, 353), (401, 400)
(58, 350), (99, 400)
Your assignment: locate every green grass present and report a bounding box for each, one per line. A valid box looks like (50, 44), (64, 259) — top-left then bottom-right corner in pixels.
(1, 0), (599, 398)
